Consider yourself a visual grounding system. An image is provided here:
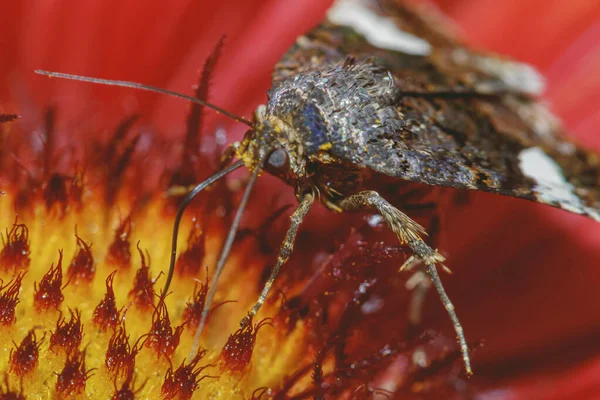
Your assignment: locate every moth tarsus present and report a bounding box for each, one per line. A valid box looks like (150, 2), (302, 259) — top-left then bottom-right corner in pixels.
(35, 0), (600, 379)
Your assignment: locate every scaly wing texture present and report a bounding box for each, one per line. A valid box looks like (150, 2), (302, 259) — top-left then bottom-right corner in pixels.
(273, 0), (600, 220)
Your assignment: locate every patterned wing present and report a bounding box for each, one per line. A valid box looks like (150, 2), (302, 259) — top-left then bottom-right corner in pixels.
(273, 0), (600, 221)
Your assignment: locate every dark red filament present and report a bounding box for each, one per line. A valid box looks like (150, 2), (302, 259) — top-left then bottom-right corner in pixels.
(175, 218), (205, 278)
(161, 350), (215, 400)
(144, 297), (184, 361)
(128, 243), (158, 311)
(93, 270), (121, 331)
(0, 271), (25, 326)
(9, 329), (44, 377)
(49, 308), (83, 355)
(220, 316), (272, 373)
(169, 37), (225, 191)
(0, 218), (30, 273)
(68, 168), (85, 212)
(183, 274), (209, 330)
(99, 114), (140, 208)
(106, 216), (132, 269)
(42, 107), (55, 180)
(183, 270), (233, 330)
(42, 173), (69, 218)
(106, 320), (145, 380)
(55, 349), (93, 397)
(111, 375), (145, 400)
(236, 204), (293, 254)
(33, 249), (65, 312)
(67, 230), (95, 285)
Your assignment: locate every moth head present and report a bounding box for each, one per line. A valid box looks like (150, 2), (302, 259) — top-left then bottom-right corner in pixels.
(237, 105), (306, 185)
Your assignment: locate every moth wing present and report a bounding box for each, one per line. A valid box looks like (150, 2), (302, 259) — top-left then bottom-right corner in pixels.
(272, 0), (600, 221)
(275, 0), (545, 96)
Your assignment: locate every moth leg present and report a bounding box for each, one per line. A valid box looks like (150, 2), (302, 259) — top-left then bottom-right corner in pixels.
(241, 191), (315, 326)
(338, 190), (472, 376)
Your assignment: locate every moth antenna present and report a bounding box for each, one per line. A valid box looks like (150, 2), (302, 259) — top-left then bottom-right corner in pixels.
(189, 162), (262, 358)
(162, 160), (245, 296)
(34, 70), (253, 126)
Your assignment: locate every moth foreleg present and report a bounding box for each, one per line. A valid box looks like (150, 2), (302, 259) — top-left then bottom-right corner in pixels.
(241, 191), (315, 327)
(338, 190), (472, 376)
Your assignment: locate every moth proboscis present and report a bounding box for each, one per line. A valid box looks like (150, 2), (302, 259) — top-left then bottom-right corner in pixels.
(35, 0), (600, 378)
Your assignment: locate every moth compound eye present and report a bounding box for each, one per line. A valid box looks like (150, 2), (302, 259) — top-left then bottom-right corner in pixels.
(266, 148), (290, 173)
